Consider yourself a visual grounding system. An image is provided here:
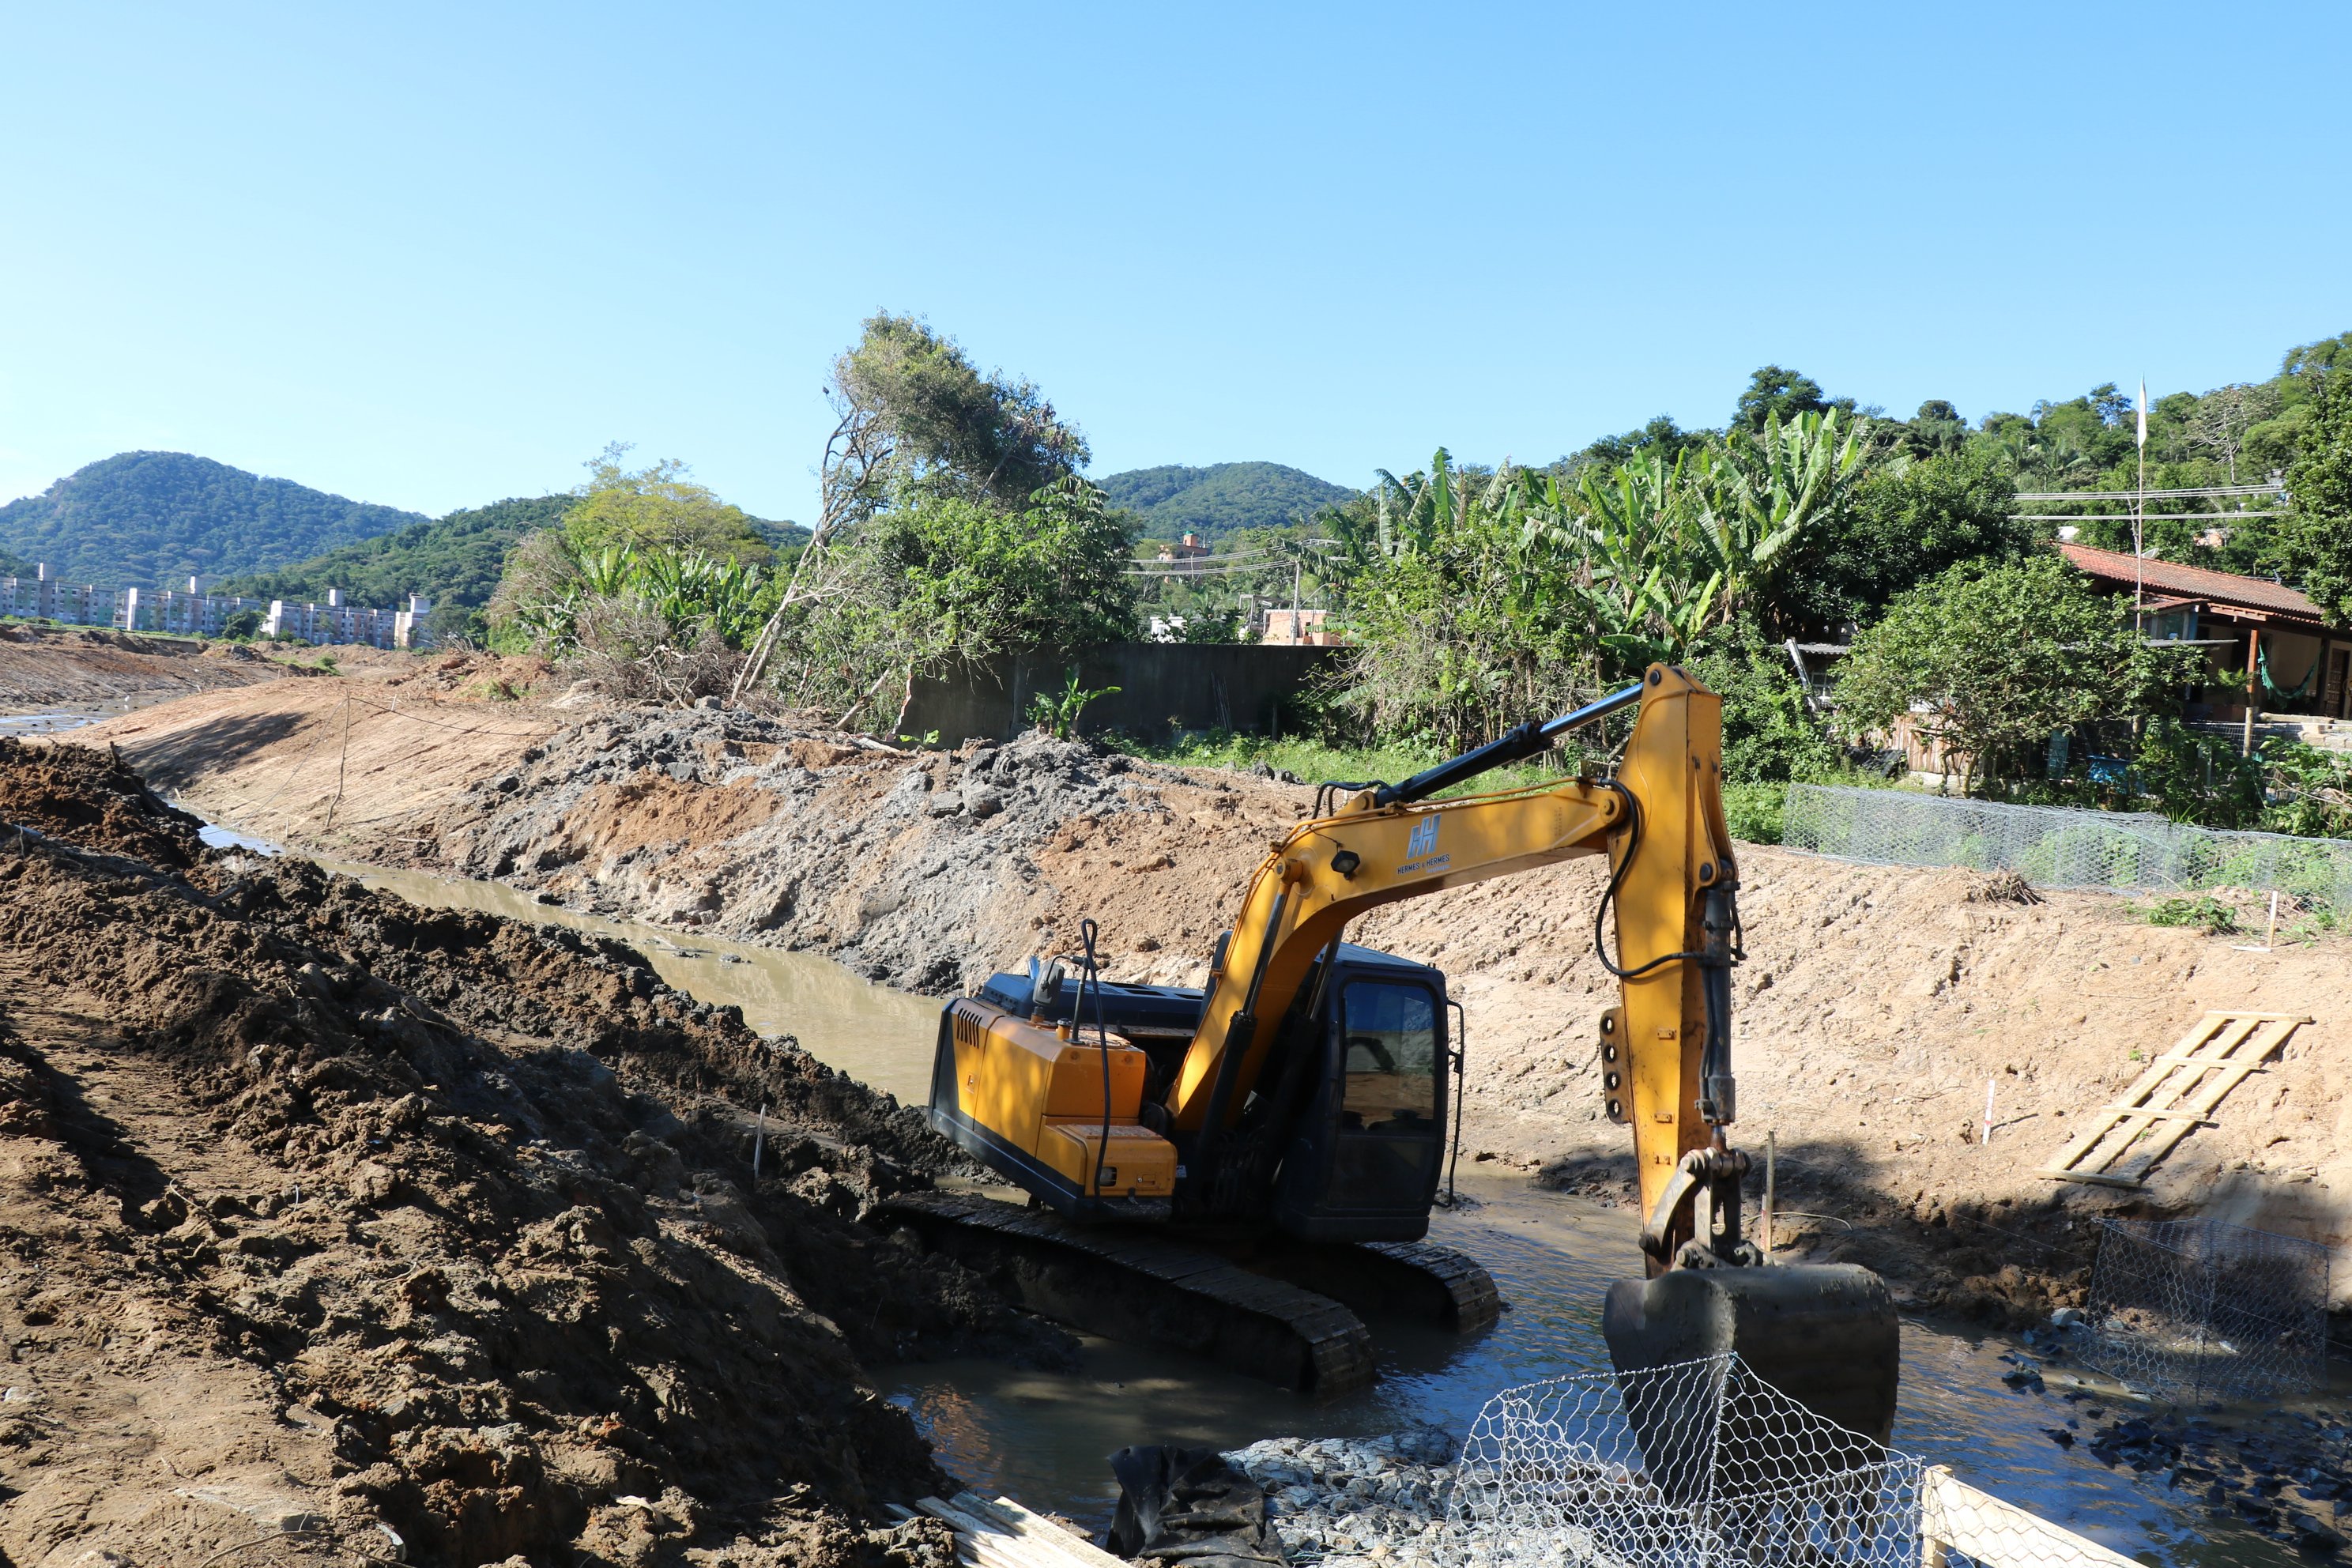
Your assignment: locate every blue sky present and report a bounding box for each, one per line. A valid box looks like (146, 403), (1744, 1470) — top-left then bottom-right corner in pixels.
(4, 2), (2347, 523)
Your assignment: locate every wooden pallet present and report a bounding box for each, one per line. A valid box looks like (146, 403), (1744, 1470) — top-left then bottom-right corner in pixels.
(2035, 1010), (2309, 1192)
(888, 1493), (1125, 1568)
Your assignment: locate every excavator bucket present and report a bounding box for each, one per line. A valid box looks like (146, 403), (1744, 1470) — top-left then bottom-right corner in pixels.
(1602, 1263), (1899, 1456)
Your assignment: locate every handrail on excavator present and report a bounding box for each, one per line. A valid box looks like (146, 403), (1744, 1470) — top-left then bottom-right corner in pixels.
(1370, 681), (1646, 806)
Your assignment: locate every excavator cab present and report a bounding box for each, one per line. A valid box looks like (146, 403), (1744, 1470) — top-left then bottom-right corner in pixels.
(936, 942), (1453, 1242)
(1268, 946), (1449, 1242)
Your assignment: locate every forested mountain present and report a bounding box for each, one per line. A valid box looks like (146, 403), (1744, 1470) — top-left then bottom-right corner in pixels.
(0, 452), (427, 587)
(218, 496), (577, 612)
(1098, 462), (1355, 544)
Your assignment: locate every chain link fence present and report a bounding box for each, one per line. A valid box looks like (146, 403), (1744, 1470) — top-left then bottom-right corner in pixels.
(2081, 1218), (2331, 1403)
(1782, 785), (2352, 907)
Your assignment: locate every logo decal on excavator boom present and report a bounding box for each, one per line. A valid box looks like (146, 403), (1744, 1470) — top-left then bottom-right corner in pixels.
(1407, 816), (1440, 857)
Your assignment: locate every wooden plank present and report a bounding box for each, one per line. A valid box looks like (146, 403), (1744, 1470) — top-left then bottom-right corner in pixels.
(2034, 1168), (2147, 1190)
(2041, 1012), (2299, 1185)
(2117, 1020), (2297, 1179)
(971, 1497), (1126, 1568)
(2040, 1013), (2241, 1175)
(914, 1495), (1115, 1568)
(1922, 1465), (2144, 1568)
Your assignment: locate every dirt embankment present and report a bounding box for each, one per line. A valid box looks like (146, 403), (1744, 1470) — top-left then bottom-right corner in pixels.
(0, 624), (286, 710)
(84, 699), (2352, 1321)
(74, 649), (570, 852)
(0, 740), (1069, 1567)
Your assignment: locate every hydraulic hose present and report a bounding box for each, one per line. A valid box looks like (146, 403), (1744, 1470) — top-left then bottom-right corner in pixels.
(1590, 779), (1745, 1125)
(1080, 918), (1113, 1193)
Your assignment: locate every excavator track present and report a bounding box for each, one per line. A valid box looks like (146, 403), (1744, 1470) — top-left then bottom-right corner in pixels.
(876, 1191), (1504, 1392)
(1234, 1235), (1502, 1335)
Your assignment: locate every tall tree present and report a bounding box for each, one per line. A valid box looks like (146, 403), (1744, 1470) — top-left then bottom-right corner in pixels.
(736, 314), (1091, 699)
(1773, 450), (2026, 637)
(1835, 556), (2181, 794)
(1734, 366), (1851, 432)
(2274, 368), (2352, 626)
(564, 445), (771, 561)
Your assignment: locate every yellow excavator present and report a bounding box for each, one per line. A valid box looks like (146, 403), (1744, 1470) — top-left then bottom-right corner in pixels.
(912, 665), (1898, 1437)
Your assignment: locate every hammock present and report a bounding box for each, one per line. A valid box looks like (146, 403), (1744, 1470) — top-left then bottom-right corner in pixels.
(2259, 643), (2319, 701)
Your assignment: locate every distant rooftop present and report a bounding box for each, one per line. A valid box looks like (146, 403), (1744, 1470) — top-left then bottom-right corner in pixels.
(2057, 543), (2325, 628)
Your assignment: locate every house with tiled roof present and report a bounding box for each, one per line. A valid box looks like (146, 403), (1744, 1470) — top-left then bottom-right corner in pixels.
(2058, 542), (2347, 728)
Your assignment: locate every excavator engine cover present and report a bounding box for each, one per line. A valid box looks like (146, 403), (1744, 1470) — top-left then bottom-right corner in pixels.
(1602, 1264), (1898, 1451)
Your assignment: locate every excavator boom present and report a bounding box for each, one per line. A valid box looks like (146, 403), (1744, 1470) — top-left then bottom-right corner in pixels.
(1167, 666), (1737, 1262)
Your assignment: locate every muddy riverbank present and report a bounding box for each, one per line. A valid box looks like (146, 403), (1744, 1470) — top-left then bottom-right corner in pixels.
(0, 740), (1025, 1566)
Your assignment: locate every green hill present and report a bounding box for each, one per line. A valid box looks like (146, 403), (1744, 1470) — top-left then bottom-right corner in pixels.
(0, 451), (428, 587)
(1098, 462), (1355, 543)
(218, 496), (576, 612)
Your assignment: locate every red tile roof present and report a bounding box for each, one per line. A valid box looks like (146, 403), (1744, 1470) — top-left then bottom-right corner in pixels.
(2057, 543), (2324, 624)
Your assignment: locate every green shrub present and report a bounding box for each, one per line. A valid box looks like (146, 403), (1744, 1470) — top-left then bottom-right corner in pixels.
(2141, 895), (2238, 933)
(1721, 782), (1788, 844)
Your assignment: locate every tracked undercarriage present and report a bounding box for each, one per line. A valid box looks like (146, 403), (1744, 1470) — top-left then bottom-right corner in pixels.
(877, 1188), (1499, 1393)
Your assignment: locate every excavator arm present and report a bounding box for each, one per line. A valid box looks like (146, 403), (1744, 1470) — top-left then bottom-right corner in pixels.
(1167, 664), (1742, 1267)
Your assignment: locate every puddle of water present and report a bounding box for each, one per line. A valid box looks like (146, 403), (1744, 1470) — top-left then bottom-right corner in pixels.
(303, 858), (943, 1103)
(0, 695), (176, 735)
(197, 820), (283, 855)
(886, 1170), (2318, 1568)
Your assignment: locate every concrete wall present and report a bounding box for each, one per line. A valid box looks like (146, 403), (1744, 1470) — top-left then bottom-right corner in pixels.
(899, 643), (1346, 744)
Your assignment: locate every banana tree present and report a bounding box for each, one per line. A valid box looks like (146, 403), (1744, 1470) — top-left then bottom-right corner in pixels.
(1690, 408), (1873, 621)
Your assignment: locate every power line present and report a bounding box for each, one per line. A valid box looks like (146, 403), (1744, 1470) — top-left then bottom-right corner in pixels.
(2015, 482), (2284, 503)
(2024, 511), (2286, 522)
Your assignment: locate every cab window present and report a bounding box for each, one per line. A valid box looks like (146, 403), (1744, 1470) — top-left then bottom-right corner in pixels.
(1338, 981), (1438, 1133)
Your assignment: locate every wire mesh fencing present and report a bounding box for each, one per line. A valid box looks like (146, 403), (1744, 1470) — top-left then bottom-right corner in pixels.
(2081, 1217), (2331, 1403)
(1430, 1353), (1925, 1568)
(1234, 1352), (2154, 1568)
(1781, 785), (2352, 907)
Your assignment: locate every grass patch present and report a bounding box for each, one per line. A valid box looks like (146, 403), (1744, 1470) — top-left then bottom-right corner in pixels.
(1103, 731), (1588, 801)
(2140, 895), (2239, 934)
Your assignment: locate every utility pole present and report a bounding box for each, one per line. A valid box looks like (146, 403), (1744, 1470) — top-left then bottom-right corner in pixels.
(2134, 379), (2148, 634)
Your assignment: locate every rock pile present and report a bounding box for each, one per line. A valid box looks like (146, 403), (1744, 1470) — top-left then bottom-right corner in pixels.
(1225, 1430), (1461, 1562)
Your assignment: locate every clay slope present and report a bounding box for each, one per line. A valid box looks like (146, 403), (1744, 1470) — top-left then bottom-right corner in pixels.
(0, 741), (1053, 1567)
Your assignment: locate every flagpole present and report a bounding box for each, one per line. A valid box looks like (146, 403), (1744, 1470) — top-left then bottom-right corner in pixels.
(2134, 379), (2147, 633)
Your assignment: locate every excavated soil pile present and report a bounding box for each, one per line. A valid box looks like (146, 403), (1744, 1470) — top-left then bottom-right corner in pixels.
(413, 709), (1254, 993)
(0, 741), (1063, 1568)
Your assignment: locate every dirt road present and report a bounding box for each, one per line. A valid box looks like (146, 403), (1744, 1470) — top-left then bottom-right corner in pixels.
(74, 650), (567, 854)
(0, 624), (285, 709)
